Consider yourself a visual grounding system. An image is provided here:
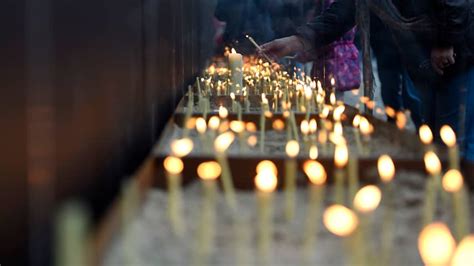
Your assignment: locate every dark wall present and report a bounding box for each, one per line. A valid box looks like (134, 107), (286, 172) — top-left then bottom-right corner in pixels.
(0, 0), (215, 264)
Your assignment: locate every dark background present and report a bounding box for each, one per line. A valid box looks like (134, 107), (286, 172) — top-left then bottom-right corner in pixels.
(0, 0), (216, 264)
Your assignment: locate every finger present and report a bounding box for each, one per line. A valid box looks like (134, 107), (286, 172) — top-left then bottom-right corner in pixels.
(432, 61), (444, 75)
(448, 55), (455, 65)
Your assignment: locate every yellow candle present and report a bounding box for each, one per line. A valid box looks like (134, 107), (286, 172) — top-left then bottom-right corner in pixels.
(418, 223), (456, 266)
(440, 125), (460, 170)
(214, 132), (237, 210)
(229, 48), (243, 93)
(302, 160), (327, 262)
(442, 169), (470, 240)
(163, 156), (185, 235)
(334, 144), (349, 204)
(284, 140), (300, 221)
(423, 151), (442, 226)
(255, 170), (278, 265)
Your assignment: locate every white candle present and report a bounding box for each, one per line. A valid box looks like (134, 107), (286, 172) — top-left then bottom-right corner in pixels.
(163, 156), (185, 236)
(334, 144), (349, 204)
(442, 169), (470, 240)
(423, 151), (442, 226)
(284, 140), (300, 221)
(440, 125), (460, 170)
(229, 48), (243, 94)
(214, 132), (237, 210)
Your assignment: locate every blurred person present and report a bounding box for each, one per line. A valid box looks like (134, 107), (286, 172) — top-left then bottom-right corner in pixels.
(260, 0), (474, 160)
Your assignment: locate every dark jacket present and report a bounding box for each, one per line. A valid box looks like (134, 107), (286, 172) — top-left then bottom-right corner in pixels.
(296, 0), (474, 78)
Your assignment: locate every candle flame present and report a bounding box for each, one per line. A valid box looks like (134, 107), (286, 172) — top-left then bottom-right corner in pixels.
(304, 86), (313, 100)
(196, 117), (207, 134)
(303, 160), (326, 185)
(331, 77), (336, 86)
(197, 161), (221, 181)
(309, 145), (319, 160)
(442, 169), (464, 193)
(359, 117), (372, 136)
(385, 106), (396, 118)
(396, 111), (407, 130)
(451, 235), (474, 266)
(230, 92), (236, 100)
(255, 172), (278, 193)
(272, 119), (285, 131)
(214, 132), (235, 153)
(330, 92), (336, 105)
(219, 106), (229, 119)
(163, 156), (184, 175)
(171, 138), (194, 158)
(440, 125), (457, 147)
(323, 205), (359, 237)
(208, 116), (220, 130)
(300, 120), (309, 135)
(309, 119), (317, 134)
(333, 105), (345, 121)
(256, 160), (278, 176)
(353, 185), (382, 213)
(246, 122), (257, 132)
(334, 144), (349, 168)
(321, 106), (330, 119)
(247, 135), (258, 147)
(230, 121), (245, 133)
(424, 151), (442, 176)
(285, 140), (300, 158)
(418, 223), (456, 266)
(231, 48), (237, 54)
(419, 124), (434, 145)
(377, 155), (395, 183)
(334, 122), (343, 136)
(353, 114), (361, 128)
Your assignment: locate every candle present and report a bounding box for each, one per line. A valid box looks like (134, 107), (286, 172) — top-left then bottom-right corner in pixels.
(323, 205), (359, 237)
(300, 120), (310, 149)
(208, 116), (220, 141)
(229, 48), (243, 94)
(419, 124), (434, 152)
(418, 223), (456, 266)
(423, 151), (442, 226)
(304, 86), (313, 120)
(260, 94), (269, 152)
(352, 115), (363, 154)
(309, 145), (319, 160)
(302, 160), (327, 262)
(440, 125), (460, 170)
(284, 140), (300, 221)
(255, 169), (278, 265)
(442, 169), (470, 240)
(196, 117), (211, 153)
(451, 235), (474, 266)
(195, 161), (221, 264)
(170, 138), (194, 158)
(334, 144), (349, 204)
(347, 152), (359, 202)
(230, 92), (237, 112)
(163, 156), (185, 235)
(359, 116), (373, 156)
(214, 132), (237, 210)
(230, 121), (246, 152)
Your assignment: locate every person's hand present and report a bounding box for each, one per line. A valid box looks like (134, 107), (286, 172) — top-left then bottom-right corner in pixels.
(260, 36), (305, 60)
(431, 47), (455, 75)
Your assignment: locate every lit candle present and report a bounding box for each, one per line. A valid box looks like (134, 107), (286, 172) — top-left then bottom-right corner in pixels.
(418, 222), (456, 266)
(440, 125), (460, 170)
(300, 120), (310, 150)
(255, 169), (278, 265)
(163, 156), (185, 235)
(230, 92), (237, 112)
(196, 117), (210, 153)
(451, 235), (474, 266)
(229, 48), (243, 94)
(352, 115), (363, 155)
(323, 205), (359, 237)
(419, 124), (434, 152)
(423, 151), (442, 226)
(359, 116), (373, 156)
(302, 160), (327, 262)
(208, 116), (220, 141)
(284, 140), (300, 221)
(214, 132), (237, 210)
(260, 94), (269, 152)
(170, 138), (194, 158)
(442, 169), (470, 240)
(230, 120), (246, 151)
(334, 144), (349, 204)
(195, 161), (221, 264)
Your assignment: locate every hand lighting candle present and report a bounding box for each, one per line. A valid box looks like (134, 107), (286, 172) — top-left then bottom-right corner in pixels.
(163, 156), (185, 235)
(440, 125), (460, 170)
(284, 140), (300, 221)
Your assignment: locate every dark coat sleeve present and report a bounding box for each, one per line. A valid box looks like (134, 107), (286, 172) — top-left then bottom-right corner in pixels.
(295, 0), (356, 49)
(434, 0), (471, 47)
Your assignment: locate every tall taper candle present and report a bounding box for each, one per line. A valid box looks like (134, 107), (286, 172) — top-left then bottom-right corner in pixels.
(284, 140), (300, 221)
(164, 156), (185, 236)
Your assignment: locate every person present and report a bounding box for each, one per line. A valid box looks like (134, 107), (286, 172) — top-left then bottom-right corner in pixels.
(260, 0), (474, 161)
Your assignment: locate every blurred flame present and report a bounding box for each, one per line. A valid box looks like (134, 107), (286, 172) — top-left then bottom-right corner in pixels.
(323, 205), (359, 237)
(197, 161), (221, 181)
(418, 223), (456, 266)
(214, 132), (235, 153)
(333, 105), (345, 121)
(303, 160), (326, 185)
(163, 156), (184, 175)
(353, 185), (382, 213)
(219, 106), (229, 119)
(285, 140), (300, 158)
(309, 145), (319, 160)
(419, 125), (434, 145)
(359, 117), (372, 136)
(424, 151), (442, 176)
(309, 119), (317, 134)
(272, 119), (285, 131)
(196, 117), (207, 134)
(171, 138), (194, 158)
(230, 92), (236, 100)
(396, 112), (407, 129)
(256, 160), (278, 176)
(378, 155), (395, 183)
(208, 116), (220, 130)
(442, 169), (464, 193)
(330, 92), (336, 105)
(246, 122), (257, 132)
(300, 120), (309, 135)
(385, 106), (396, 118)
(451, 235), (474, 266)
(440, 125), (457, 147)
(230, 121), (245, 133)
(255, 172), (278, 193)
(247, 135), (258, 147)
(334, 122), (343, 136)
(334, 144), (349, 168)
(353, 114), (361, 128)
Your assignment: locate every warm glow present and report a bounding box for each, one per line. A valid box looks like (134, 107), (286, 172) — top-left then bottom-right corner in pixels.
(219, 120), (230, 132)
(333, 105), (345, 121)
(321, 106), (330, 119)
(163, 156), (184, 175)
(309, 145), (319, 160)
(440, 125), (457, 147)
(255, 172), (278, 193)
(424, 151), (442, 176)
(330, 92), (336, 105)
(230, 121), (245, 133)
(304, 86), (313, 100)
(359, 117), (372, 136)
(353, 185), (382, 213)
(197, 161), (221, 181)
(256, 160), (278, 176)
(418, 223), (456, 266)
(353, 114), (361, 128)
(186, 118), (197, 130)
(419, 125), (434, 145)
(230, 92), (236, 100)
(214, 132), (235, 153)
(385, 106), (396, 118)
(451, 235), (474, 266)
(334, 122), (343, 136)
(247, 135), (258, 147)
(331, 77), (336, 86)
(303, 160), (327, 185)
(323, 205), (359, 237)
(196, 117), (207, 134)
(309, 119), (317, 134)
(171, 138), (194, 157)
(231, 48), (237, 54)
(272, 119), (285, 131)
(246, 122), (257, 132)
(261, 93), (268, 104)
(378, 155), (395, 183)
(219, 106), (229, 119)
(285, 140), (300, 158)
(442, 169), (464, 193)
(300, 120), (309, 135)
(208, 116), (220, 130)
(396, 112), (407, 129)
(334, 144), (349, 168)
